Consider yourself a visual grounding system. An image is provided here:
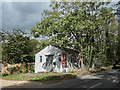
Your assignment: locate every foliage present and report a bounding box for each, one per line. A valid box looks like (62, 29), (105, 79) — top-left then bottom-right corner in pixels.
(29, 73), (76, 81)
(19, 63), (27, 73)
(7, 65), (22, 75)
(2, 73), (26, 80)
(30, 1), (118, 69)
(28, 64), (34, 73)
(2, 71), (8, 76)
(25, 63), (28, 73)
(2, 73), (77, 81)
(4, 63), (34, 76)
(29, 39), (41, 61)
(114, 1), (120, 62)
(2, 30), (39, 64)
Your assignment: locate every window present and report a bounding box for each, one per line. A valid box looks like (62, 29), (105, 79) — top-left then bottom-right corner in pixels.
(45, 55), (53, 66)
(40, 56), (42, 62)
(53, 62), (56, 65)
(59, 55), (61, 62)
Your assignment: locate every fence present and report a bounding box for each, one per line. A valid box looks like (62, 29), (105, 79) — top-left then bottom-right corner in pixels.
(1, 62), (35, 75)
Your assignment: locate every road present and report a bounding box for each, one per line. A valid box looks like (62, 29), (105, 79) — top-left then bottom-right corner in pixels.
(39, 69), (120, 89)
(1, 69), (120, 89)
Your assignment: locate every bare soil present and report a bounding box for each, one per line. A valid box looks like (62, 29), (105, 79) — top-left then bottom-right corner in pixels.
(0, 78), (47, 88)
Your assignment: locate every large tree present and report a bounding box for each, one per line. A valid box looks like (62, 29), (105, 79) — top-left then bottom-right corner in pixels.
(2, 30), (36, 64)
(30, 1), (118, 69)
(115, 1), (120, 62)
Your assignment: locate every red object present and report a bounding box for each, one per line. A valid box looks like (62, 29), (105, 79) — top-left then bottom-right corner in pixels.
(62, 52), (67, 68)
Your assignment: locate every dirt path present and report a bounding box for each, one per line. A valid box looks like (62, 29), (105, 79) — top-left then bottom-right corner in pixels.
(0, 78), (67, 88)
(0, 79), (45, 88)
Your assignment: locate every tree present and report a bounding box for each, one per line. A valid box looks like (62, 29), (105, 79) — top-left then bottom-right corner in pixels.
(114, 1), (120, 62)
(96, 7), (118, 65)
(2, 30), (34, 64)
(30, 1), (118, 69)
(29, 39), (41, 61)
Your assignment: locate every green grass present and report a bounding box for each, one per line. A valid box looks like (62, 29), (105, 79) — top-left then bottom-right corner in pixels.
(2, 66), (112, 81)
(2, 73), (77, 81)
(2, 73), (31, 81)
(29, 73), (77, 82)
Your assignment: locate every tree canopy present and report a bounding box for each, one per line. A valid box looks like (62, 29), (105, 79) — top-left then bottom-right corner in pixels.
(30, 1), (118, 68)
(2, 30), (40, 64)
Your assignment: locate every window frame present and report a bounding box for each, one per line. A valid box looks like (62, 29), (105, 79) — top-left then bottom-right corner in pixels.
(40, 56), (42, 62)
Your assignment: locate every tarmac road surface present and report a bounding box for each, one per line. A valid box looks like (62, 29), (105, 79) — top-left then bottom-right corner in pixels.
(1, 69), (120, 90)
(38, 69), (120, 89)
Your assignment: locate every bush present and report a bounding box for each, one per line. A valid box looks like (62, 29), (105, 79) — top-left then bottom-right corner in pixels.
(28, 64), (34, 73)
(7, 67), (14, 74)
(3, 63), (34, 76)
(20, 63), (27, 73)
(7, 65), (22, 75)
(2, 72), (8, 76)
(25, 63), (28, 73)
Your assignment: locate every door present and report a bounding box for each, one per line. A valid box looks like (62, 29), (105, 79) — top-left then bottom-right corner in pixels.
(44, 55), (54, 72)
(62, 52), (67, 68)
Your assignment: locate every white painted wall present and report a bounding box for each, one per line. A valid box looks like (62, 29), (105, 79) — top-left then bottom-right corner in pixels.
(35, 45), (74, 73)
(35, 46), (48, 73)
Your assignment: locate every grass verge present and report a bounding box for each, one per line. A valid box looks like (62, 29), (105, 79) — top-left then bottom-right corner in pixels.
(29, 73), (77, 82)
(2, 66), (112, 81)
(2, 73), (77, 82)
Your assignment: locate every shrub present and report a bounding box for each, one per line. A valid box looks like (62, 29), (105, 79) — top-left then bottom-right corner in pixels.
(20, 63), (27, 73)
(3, 63), (34, 76)
(7, 65), (22, 75)
(28, 64), (34, 73)
(7, 67), (14, 74)
(25, 63), (28, 73)
(2, 72), (8, 76)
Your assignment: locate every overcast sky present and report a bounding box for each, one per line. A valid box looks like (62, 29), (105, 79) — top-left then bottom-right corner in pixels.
(2, 2), (51, 33)
(2, 1), (117, 34)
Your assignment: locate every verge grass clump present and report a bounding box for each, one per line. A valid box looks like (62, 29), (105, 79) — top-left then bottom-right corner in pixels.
(29, 73), (77, 82)
(2, 72), (77, 82)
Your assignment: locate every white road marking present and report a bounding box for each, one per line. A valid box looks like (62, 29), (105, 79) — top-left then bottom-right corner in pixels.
(86, 83), (102, 90)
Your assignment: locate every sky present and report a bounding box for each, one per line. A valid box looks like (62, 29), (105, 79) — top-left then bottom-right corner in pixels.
(2, 2), (51, 33)
(2, 1), (118, 34)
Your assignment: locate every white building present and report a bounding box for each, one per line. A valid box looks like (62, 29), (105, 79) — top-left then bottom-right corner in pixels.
(35, 45), (79, 73)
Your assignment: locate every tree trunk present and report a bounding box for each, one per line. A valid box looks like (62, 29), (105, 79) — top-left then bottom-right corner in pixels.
(79, 53), (85, 71)
(80, 58), (84, 70)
